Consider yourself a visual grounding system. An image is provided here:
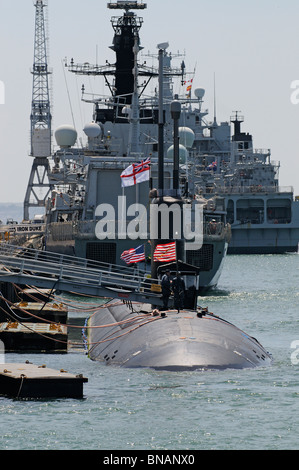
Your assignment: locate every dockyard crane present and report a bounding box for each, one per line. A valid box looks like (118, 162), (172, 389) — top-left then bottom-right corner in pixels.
(24, 0), (52, 221)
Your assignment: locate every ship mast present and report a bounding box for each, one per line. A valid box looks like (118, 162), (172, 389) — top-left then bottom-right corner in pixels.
(24, 0), (52, 221)
(68, 2), (150, 110)
(108, 1), (146, 106)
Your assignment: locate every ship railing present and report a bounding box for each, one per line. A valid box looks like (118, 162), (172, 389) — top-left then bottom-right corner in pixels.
(84, 140), (123, 156)
(0, 243), (147, 279)
(235, 158), (278, 168)
(66, 219), (231, 241)
(0, 250), (159, 301)
(47, 218), (230, 250)
(253, 148), (271, 156)
(202, 185), (294, 195)
(76, 219), (228, 236)
(275, 186), (294, 193)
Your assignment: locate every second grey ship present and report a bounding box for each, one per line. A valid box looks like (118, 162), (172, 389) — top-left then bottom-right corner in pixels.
(191, 111), (299, 254)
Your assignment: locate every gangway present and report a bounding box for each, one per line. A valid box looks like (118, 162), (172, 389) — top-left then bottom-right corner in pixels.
(0, 244), (167, 307)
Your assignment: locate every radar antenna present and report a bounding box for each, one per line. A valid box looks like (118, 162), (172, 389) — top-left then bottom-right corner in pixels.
(24, 0), (53, 221)
(107, 1), (147, 11)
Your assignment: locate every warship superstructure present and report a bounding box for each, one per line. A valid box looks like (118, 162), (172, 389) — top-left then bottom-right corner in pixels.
(44, 1), (230, 292)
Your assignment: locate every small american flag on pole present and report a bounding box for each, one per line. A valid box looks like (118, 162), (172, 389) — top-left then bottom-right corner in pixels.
(120, 244), (145, 265)
(153, 242), (176, 262)
(120, 157), (151, 187)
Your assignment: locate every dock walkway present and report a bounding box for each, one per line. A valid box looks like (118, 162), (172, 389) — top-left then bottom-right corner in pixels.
(0, 244), (166, 307)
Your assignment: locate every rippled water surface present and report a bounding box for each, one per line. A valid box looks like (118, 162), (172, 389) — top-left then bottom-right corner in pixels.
(0, 254), (298, 450)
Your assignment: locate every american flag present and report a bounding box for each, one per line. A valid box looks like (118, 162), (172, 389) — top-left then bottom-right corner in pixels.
(120, 157), (151, 187)
(120, 244), (145, 265)
(153, 242), (176, 262)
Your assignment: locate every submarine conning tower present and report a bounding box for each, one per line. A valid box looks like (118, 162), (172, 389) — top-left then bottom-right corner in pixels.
(108, 1), (147, 105)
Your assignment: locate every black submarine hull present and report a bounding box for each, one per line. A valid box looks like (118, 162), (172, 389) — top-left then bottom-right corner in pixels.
(87, 301), (272, 371)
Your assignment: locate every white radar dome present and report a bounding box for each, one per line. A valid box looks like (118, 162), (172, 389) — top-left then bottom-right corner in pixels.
(122, 106), (132, 117)
(178, 127), (195, 148)
(167, 144), (189, 164)
(194, 88), (205, 99)
(83, 122), (101, 138)
(55, 125), (77, 148)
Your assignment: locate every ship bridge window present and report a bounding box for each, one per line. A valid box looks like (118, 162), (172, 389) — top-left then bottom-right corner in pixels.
(238, 142), (249, 151)
(236, 199), (264, 224)
(267, 199), (291, 224)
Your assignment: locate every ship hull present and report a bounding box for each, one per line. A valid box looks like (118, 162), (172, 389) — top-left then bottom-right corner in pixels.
(224, 194), (299, 254)
(45, 230), (229, 293)
(75, 237), (228, 293)
(87, 301), (272, 371)
(228, 225), (299, 254)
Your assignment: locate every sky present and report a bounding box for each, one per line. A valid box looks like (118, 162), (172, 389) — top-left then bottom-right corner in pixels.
(1, 0), (299, 203)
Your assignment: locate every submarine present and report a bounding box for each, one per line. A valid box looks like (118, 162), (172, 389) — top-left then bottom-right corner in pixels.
(87, 300), (272, 371)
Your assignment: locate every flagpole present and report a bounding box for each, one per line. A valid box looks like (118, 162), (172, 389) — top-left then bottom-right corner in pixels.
(171, 99), (182, 278)
(213, 72), (217, 124)
(158, 47), (164, 193)
(171, 97), (181, 192)
(120, 186), (126, 239)
(151, 46), (165, 285)
(176, 240), (179, 277)
(136, 179), (139, 205)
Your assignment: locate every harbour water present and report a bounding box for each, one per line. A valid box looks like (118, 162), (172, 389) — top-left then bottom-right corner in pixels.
(0, 253), (298, 451)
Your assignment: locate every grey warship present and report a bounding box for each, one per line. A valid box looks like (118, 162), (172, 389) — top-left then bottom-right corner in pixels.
(191, 111), (299, 254)
(43, 0), (230, 293)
